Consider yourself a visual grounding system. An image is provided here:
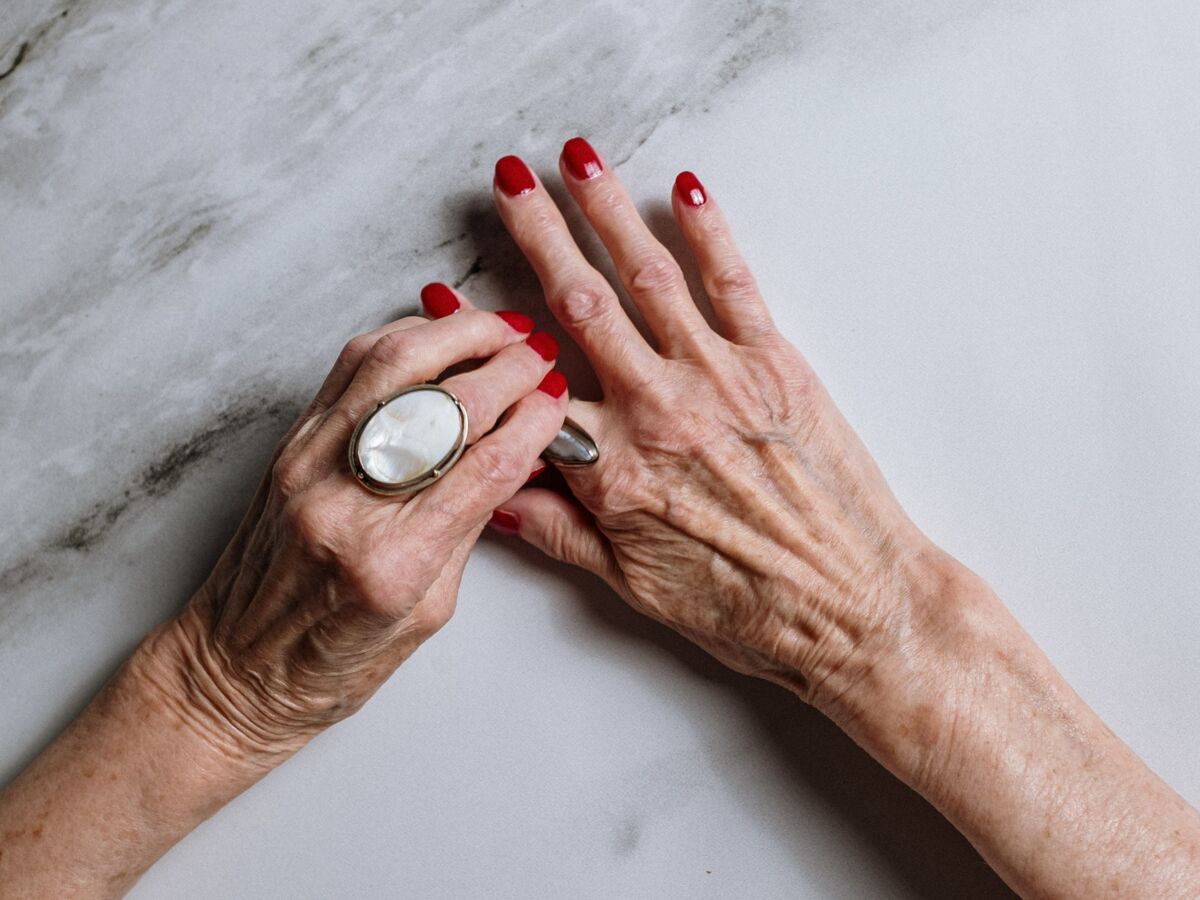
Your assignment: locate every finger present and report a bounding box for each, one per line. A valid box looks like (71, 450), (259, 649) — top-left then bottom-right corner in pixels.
(559, 138), (711, 354)
(439, 332), (559, 442)
(671, 171), (778, 345)
(492, 154), (661, 387)
(309, 316), (428, 416)
(420, 280), (520, 319)
(330, 309), (535, 429)
(406, 375), (569, 549)
(488, 487), (619, 584)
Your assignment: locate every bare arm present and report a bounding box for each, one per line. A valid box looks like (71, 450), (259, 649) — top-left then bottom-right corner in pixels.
(841, 567), (1200, 898)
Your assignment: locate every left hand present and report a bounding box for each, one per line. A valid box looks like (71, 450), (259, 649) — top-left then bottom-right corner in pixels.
(144, 297), (568, 763)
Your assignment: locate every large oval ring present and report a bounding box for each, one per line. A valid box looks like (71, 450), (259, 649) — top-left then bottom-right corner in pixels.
(348, 384), (469, 495)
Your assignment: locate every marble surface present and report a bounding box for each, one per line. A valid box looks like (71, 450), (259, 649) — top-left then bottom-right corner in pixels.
(2, 0), (1198, 896)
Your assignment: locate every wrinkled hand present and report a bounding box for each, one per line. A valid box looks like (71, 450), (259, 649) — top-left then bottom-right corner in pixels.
(491, 141), (959, 717)
(147, 299), (567, 762)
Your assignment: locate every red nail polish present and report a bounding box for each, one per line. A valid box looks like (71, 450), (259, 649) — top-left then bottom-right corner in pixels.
(674, 171), (707, 208)
(495, 155), (536, 197)
(526, 331), (559, 361)
(421, 282), (460, 318)
(489, 508), (521, 534)
(497, 310), (535, 333)
(537, 370), (568, 398)
(562, 137), (603, 180)
(527, 462), (547, 482)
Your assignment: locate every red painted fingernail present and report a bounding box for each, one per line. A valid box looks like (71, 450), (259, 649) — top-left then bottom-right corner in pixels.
(495, 155), (536, 197)
(497, 310), (535, 333)
(562, 137), (603, 181)
(527, 462), (547, 482)
(674, 171), (707, 208)
(489, 508), (521, 534)
(421, 282), (459, 318)
(526, 331), (559, 361)
(537, 370), (568, 398)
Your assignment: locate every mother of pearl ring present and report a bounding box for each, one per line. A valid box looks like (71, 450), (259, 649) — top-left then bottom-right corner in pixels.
(349, 384), (601, 496)
(349, 385), (469, 495)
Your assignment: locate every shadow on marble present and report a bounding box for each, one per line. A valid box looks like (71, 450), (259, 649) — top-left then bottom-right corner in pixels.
(498, 517), (1018, 900)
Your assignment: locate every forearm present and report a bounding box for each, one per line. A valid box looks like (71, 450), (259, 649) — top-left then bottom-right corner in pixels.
(824, 564), (1200, 899)
(0, 624), (276, 899)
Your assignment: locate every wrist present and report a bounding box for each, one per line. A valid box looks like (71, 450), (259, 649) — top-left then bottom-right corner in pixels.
(131, 603), (312, 778)
(803, 544), (1011, 791)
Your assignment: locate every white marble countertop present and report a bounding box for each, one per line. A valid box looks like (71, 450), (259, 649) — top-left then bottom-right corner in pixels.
(3, 1), (1198, 896)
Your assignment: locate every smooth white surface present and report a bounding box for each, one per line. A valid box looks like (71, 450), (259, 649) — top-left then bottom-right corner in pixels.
(2, 1), (1198, 897)
(356, 388), (463, 486)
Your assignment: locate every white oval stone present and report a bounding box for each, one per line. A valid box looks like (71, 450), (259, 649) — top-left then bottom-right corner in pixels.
(354, 388), (464, 486)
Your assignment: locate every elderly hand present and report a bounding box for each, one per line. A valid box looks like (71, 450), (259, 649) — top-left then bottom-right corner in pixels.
(151, 298), (569, 760)
(0, 298), (567, 898)
(486, 139), (1200, 900)
(489, 143), (935, 719)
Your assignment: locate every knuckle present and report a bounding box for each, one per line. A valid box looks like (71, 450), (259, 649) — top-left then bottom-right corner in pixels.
(552, 284), (612, 329)
(627, 254), (684, 297)
(591, 186), (627, 216)
(710, 263), (758, 299)
(515, 203), (561, 243)
(280, 495), (341, 561)
(369, 329), (416, 369)
(470, 441), (525, 489)
(341, 334), (374, 363)
(270, 451), (311, 499)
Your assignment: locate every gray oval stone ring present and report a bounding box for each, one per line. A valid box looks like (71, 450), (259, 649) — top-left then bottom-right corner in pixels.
(348, 384), (468, 495)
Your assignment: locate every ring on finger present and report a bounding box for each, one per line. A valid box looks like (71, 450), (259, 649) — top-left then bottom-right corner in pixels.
(348, 384), (468, 495)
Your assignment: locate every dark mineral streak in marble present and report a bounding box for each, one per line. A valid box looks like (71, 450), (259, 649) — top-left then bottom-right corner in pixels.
(0, 42), (29, 82)
(0, 7), (71, 85)
(1, 392), (297, 605)
(452, 256), (484, 289)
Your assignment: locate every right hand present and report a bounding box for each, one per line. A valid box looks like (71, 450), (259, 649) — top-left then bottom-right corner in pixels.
(488, 142), (973, 739)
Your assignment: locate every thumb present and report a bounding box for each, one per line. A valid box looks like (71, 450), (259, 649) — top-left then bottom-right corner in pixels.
(489, 487), (618, 584)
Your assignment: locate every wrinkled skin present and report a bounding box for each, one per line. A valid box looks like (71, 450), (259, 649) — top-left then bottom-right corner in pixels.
(492, 148), (955, 716)
(151, 307), (568, 760)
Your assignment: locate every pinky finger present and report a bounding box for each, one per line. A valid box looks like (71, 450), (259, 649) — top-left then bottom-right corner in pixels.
(489, 487), (619, 587)
(671, 171), (778, 345)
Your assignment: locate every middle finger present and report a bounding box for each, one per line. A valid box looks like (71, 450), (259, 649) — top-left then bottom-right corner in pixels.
(492, 155), (661, 391)
(558, 137), (712, 355)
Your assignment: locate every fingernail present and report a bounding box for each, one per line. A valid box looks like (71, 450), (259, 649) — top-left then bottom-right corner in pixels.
(674, 171), (707, 208)
(497, 310), (535, 333)
(537, 370), (568, 398)
(562, 137), (603, 181)
(495, 155), (536, 197)
(489, 508), (521, 534)
(421, 282), (459, 318)
(526, 331), (559, 361)
(527, 462), (547, 482)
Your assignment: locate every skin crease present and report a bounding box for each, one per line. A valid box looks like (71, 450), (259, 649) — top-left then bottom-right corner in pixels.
(1, 139), (1199, 899)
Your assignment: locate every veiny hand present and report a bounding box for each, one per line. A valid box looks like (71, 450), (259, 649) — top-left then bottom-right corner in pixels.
(489, 142), (961, 733)
(488, 143), (1200, 900)
(145, 296), (568, 762)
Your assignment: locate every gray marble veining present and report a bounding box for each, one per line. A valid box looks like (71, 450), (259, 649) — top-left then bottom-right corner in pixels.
(3, 0), (1198, 897)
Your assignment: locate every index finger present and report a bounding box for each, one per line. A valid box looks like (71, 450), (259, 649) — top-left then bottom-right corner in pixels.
(492, 154), (661, 389)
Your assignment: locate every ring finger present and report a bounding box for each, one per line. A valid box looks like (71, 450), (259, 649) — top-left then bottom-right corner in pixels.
(440, 331), (560, 443)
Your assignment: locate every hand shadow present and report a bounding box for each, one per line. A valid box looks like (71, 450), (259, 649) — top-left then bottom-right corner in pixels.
(453, 181), (1018, 898)
(489, 477), (1015, 900)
